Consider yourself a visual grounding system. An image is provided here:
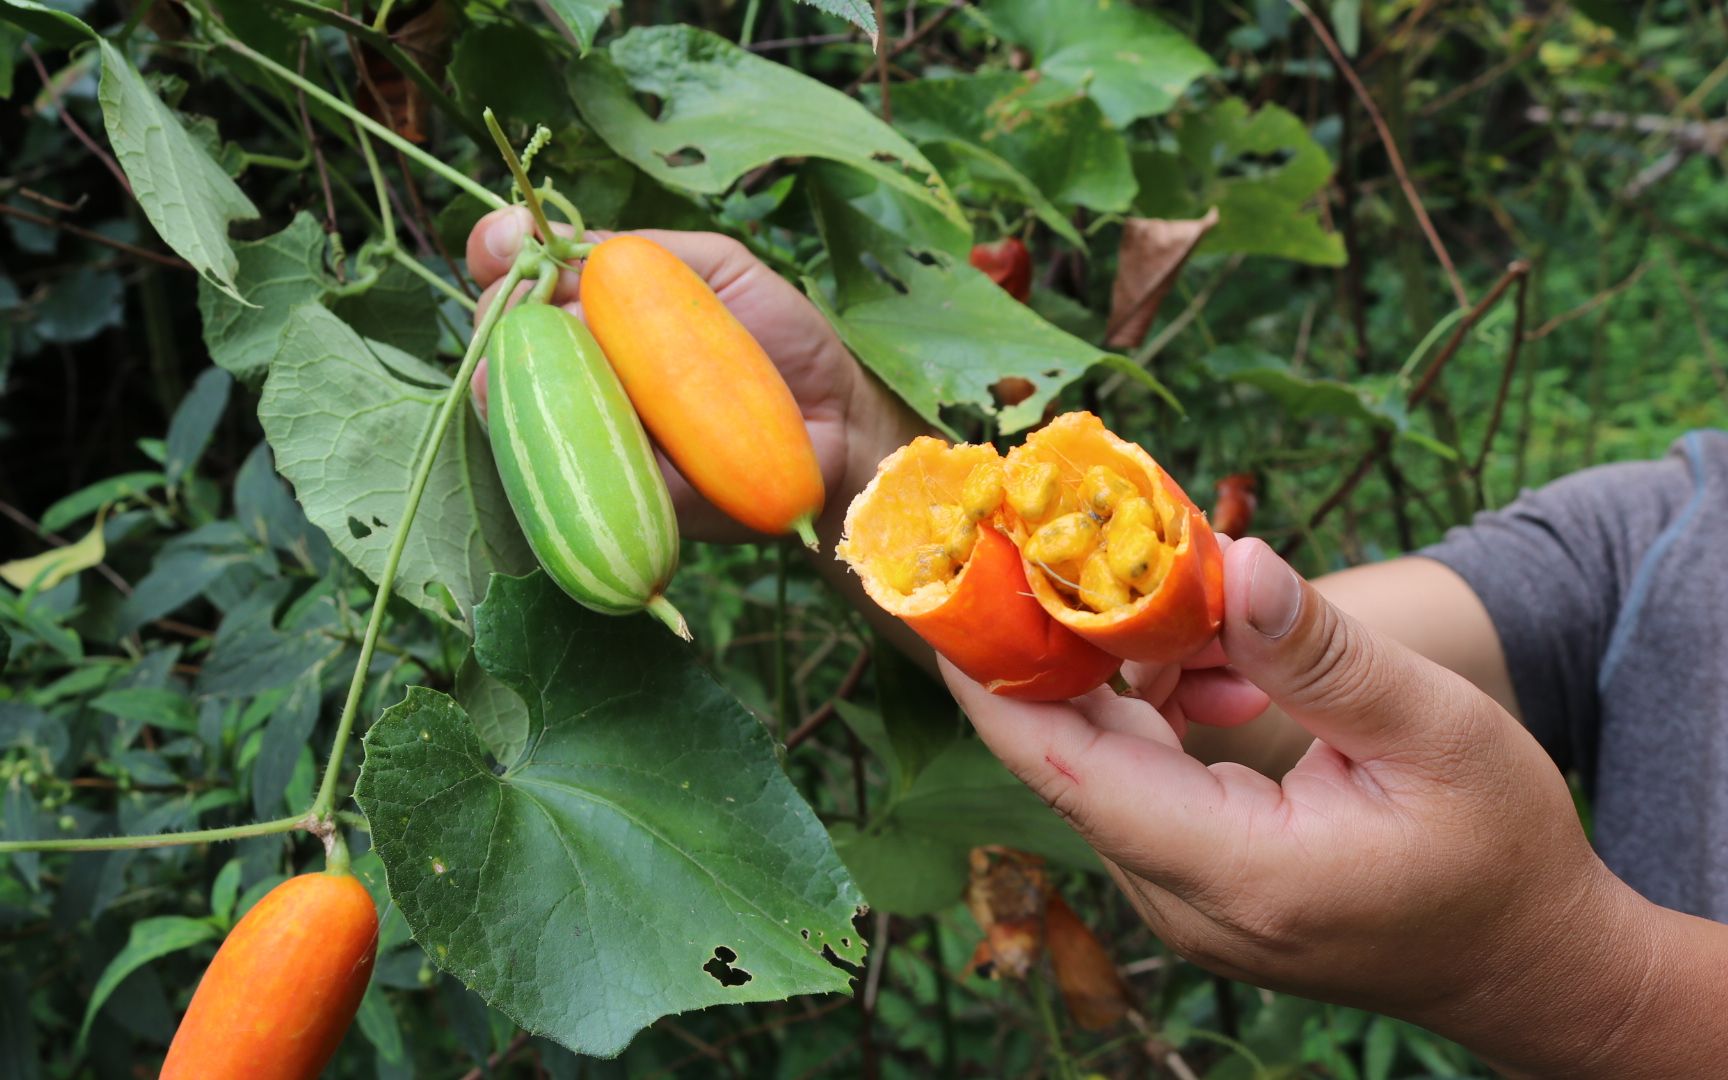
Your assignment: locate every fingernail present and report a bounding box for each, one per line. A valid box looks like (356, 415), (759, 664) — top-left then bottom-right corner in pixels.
(484, 210), (526, 261)
(1247, 549), (1301, 639)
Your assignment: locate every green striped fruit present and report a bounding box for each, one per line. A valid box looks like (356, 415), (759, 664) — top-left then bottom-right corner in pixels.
(486, 303), (689, 639)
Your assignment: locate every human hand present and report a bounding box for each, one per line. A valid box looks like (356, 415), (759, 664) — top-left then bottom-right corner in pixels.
(465, 207), (927, 544)
(944, 537), (1655, 1076)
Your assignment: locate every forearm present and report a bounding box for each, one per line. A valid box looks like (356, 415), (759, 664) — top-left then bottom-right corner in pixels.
(1434, 877), (1728, 1078)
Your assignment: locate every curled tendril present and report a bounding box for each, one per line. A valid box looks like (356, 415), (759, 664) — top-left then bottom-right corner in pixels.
(517, 125), (554, 188)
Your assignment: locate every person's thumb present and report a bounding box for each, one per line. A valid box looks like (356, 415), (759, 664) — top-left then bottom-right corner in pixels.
(1219, 538), (1480, 763)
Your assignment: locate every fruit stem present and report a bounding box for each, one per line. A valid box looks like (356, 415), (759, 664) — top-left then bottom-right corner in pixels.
(646, 595), (693, 642)
(325, 831), (353, 876)
(793, 514), (821, 552)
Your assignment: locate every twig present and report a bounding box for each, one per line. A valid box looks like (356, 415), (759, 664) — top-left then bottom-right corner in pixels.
(0, 204), (189, 270)
(748, 31), (856, 52)
(1279, 261), (1530, 558)
(871, 0), (892, 121)
(24, 44), (132, 197)
(454, 1031), (532, 1080)
(1522, 259), (1650, 342)
(0, 499), (134, 599)
(644, 1000), (852, 1079)
(1419, 20), (1549, 116)
(1098, 254), (1243, 399)
(784, 647), (871, 750)
(1288, 0), (1469, 311)
(1470, 269), (1531, 500)
(296, 39), (341, 258)
(16, 188), (86, 213)
(1357, 0), (1442, 70)
(843, 1), (966, 95)
(1659, 246), (1728, 403)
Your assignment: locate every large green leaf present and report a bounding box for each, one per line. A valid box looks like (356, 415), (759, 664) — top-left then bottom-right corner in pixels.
(540, 0), (618, 52)
(197, 214), (332, 385)
(889, 72), (1136, 216)
(77, 916), (220, 1051)
(572, 25), (961, 229)
(97, 41), (259, 302)
(259, 306), (534, 629)
(1135, 98), (1345, 266)
(831, 738), (1098, 917)
(356, 571), (866, 1057)
(808, 165), (1168, 434)
(985, 0), (1215, 128)
(0, 0), (93, 46)
(200, 214), (440, 386)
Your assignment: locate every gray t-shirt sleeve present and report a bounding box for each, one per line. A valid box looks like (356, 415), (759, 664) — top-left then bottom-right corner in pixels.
(1417, 447), (1698, 785)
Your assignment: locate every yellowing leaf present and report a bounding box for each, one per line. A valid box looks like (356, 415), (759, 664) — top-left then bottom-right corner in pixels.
(0, 513), (105, 592)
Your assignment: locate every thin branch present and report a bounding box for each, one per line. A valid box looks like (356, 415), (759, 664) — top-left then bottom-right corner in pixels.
(844, 1), (967, 95)
(1288, 0), (1469, 311)
(454, 1031), (533, 1080)
(1419, 20), (1549, 116)
(1659, 246), (1728, 403)
(1280, 261), (1530, 559)
(871, 0), (892, 121)
(0, 204), (189, 270)
(0, 498), (135, 598)
(24, 44), (132, 197)
(296, 38), (342, 255)
(785, 647), (871, 750)
(1522, 259), (1650, 342)
(748, 31), (856, 52)
(1470, 269), (1531, 497)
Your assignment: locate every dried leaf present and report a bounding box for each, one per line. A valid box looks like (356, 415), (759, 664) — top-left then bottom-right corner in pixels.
(1211, 472), (1258, 539)
(961, 847), (1048, 981)
(1104, 208), (1219, 349)
(356, 3), (451, 144)
(1044, 893), (1131, 1031)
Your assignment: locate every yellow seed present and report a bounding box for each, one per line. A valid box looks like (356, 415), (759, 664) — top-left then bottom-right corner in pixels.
(1080, 550), (1133, 612)
(884, 544), (954, 594)
(1112, 496), (1154, 534)
(1106, 521), (1160, 584)
(1079, 466), (1137, 518)
(928, 503), (966, 541)
(1005, 461), (1060, 524)
(1025, 512), (1099, 566)
(961, 462), (1005, 521)
(944, 520), (979, 563)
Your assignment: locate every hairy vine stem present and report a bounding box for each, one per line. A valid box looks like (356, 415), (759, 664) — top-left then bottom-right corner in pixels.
(309, 254), (530, 819)
(213, 29), (504, 212)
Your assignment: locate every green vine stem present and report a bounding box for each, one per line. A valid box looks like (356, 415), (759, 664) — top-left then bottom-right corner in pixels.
(0, 814), (307, 855)
(213, 29), (504, 212)
(483, 110), (574, 248)
(309, 255), (530, 820)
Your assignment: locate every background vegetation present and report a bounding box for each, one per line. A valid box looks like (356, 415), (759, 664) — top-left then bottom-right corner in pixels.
(2, 0), (1725, 1076)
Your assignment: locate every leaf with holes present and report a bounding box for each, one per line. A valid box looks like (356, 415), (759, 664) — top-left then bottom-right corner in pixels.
(887, 72), (1136, 217)
(355, 571), (866, 1057)
(1134, 98), (1345, 267)
(97, 41), (259, 303)
(985, 0), (1214, 128)
(572, 25), (961, 230)
(808, 164), (1172, 434)
(259, 305), (533, 629)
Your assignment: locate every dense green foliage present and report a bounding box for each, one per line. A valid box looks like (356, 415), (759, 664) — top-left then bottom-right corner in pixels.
(2, 0), (1725, 1076)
